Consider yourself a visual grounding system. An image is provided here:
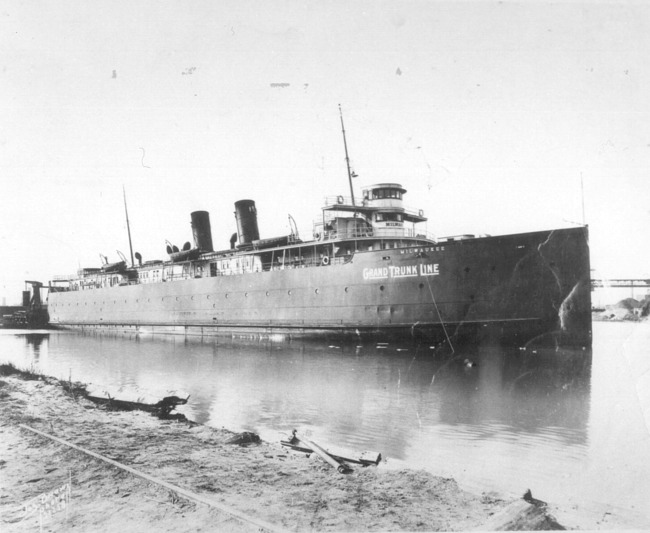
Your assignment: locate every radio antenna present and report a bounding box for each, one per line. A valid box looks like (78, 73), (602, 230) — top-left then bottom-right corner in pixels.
(122, 185), (135, 266)
(338, 104), (356, 207)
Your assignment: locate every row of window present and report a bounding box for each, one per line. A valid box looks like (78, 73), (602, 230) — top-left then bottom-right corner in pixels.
(51, 282), (437, 307)
(367, 188), (403, 200)
(375, 213), (403, 222)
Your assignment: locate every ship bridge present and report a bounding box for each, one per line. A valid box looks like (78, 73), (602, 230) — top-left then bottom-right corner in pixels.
(316, 183), (429, 241)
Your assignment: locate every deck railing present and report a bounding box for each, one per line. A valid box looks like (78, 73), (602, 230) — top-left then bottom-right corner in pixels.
(52, 274), (77, 282)
(312, 225), (435, 242)
(322, 195), (425, 218)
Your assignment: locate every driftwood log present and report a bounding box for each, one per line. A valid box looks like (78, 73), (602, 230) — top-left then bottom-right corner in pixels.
(85, 390), (188, 419)
(281, 440), (381, 466)
(297, 434), (352, 474)
(283, 430), (382, 473)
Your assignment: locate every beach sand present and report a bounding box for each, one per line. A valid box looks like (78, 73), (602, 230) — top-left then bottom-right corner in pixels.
(0, 371), (560, 532)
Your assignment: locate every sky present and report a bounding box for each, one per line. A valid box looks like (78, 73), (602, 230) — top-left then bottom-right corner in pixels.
(1, 0), (649, 305)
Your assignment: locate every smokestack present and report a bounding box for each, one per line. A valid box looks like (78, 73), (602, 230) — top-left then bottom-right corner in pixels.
(234, 200), (260, 246)
(190, 211), (214, 253)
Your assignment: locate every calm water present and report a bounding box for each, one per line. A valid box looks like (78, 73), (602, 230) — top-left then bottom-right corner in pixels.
(2, 322), (649, 526)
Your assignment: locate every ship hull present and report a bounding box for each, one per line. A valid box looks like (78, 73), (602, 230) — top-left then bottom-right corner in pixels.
(48, 227), (591, 347)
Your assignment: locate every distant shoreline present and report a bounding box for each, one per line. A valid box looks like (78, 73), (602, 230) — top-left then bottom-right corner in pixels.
(592, 295), (650, 322)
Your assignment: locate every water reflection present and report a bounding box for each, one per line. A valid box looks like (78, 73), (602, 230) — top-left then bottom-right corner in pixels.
(9, 330), (591, 462)
(3, 325), (648, 525)
(432, 345), (591, 443)
(24, 333), (49, 360)
(2, 333), (590, 471)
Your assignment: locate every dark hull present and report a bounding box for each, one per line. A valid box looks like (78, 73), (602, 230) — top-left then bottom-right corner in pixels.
(0, 309), (50, 330)
(48, 227), (591, 347)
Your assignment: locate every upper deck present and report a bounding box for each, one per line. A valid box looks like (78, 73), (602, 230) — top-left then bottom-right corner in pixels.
(51, 182), (435, 291)
(316, 182), (431, 241)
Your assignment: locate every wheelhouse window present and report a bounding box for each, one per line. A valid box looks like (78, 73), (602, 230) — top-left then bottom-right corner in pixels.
(372, 188), (402, 200)
(375, 213), (403, 222)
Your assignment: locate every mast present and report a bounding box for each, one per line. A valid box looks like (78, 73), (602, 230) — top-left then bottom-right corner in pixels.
(123, 185), (135, 266)
(338, 104), (356, 207)
(580, 172), (586, 225)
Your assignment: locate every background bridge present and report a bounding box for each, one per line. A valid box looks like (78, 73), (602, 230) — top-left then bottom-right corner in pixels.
(591, 279), (650, 289)
(591, 278), (650, 306)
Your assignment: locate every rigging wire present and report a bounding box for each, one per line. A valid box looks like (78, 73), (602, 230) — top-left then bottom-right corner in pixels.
(425, 276), (455, 355)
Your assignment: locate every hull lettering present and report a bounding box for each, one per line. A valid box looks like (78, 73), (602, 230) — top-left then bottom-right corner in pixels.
(363, 263), (439, 280)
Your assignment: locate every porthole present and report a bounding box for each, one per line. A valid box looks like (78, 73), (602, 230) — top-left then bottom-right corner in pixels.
(314, 289), (319, 294)
(419, 283), (424, 289)
(245, 292), (248, 297)
(266, 291), (270, 296)
(380, 285), (385, 291)
(207, 295), (211, 300)
(225, 294), (229, 298)
(288, 290), (292, 296)
(344, 287), (349, 293)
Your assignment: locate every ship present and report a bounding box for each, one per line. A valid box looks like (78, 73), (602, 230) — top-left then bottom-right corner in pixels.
(46, 113), (592, 347)
(47, 183), (591, 346)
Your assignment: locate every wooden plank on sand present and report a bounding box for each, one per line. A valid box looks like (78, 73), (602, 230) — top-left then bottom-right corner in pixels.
(281, 439), (381, 466)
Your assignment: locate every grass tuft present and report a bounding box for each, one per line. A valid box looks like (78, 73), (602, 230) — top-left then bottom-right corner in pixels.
(0, 362), (43, 380)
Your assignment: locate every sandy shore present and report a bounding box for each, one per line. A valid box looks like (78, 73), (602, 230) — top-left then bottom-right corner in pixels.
(0, 369), (562, 532)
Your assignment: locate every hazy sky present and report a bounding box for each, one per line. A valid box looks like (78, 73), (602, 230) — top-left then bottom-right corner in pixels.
(1, 0), (649, 304)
